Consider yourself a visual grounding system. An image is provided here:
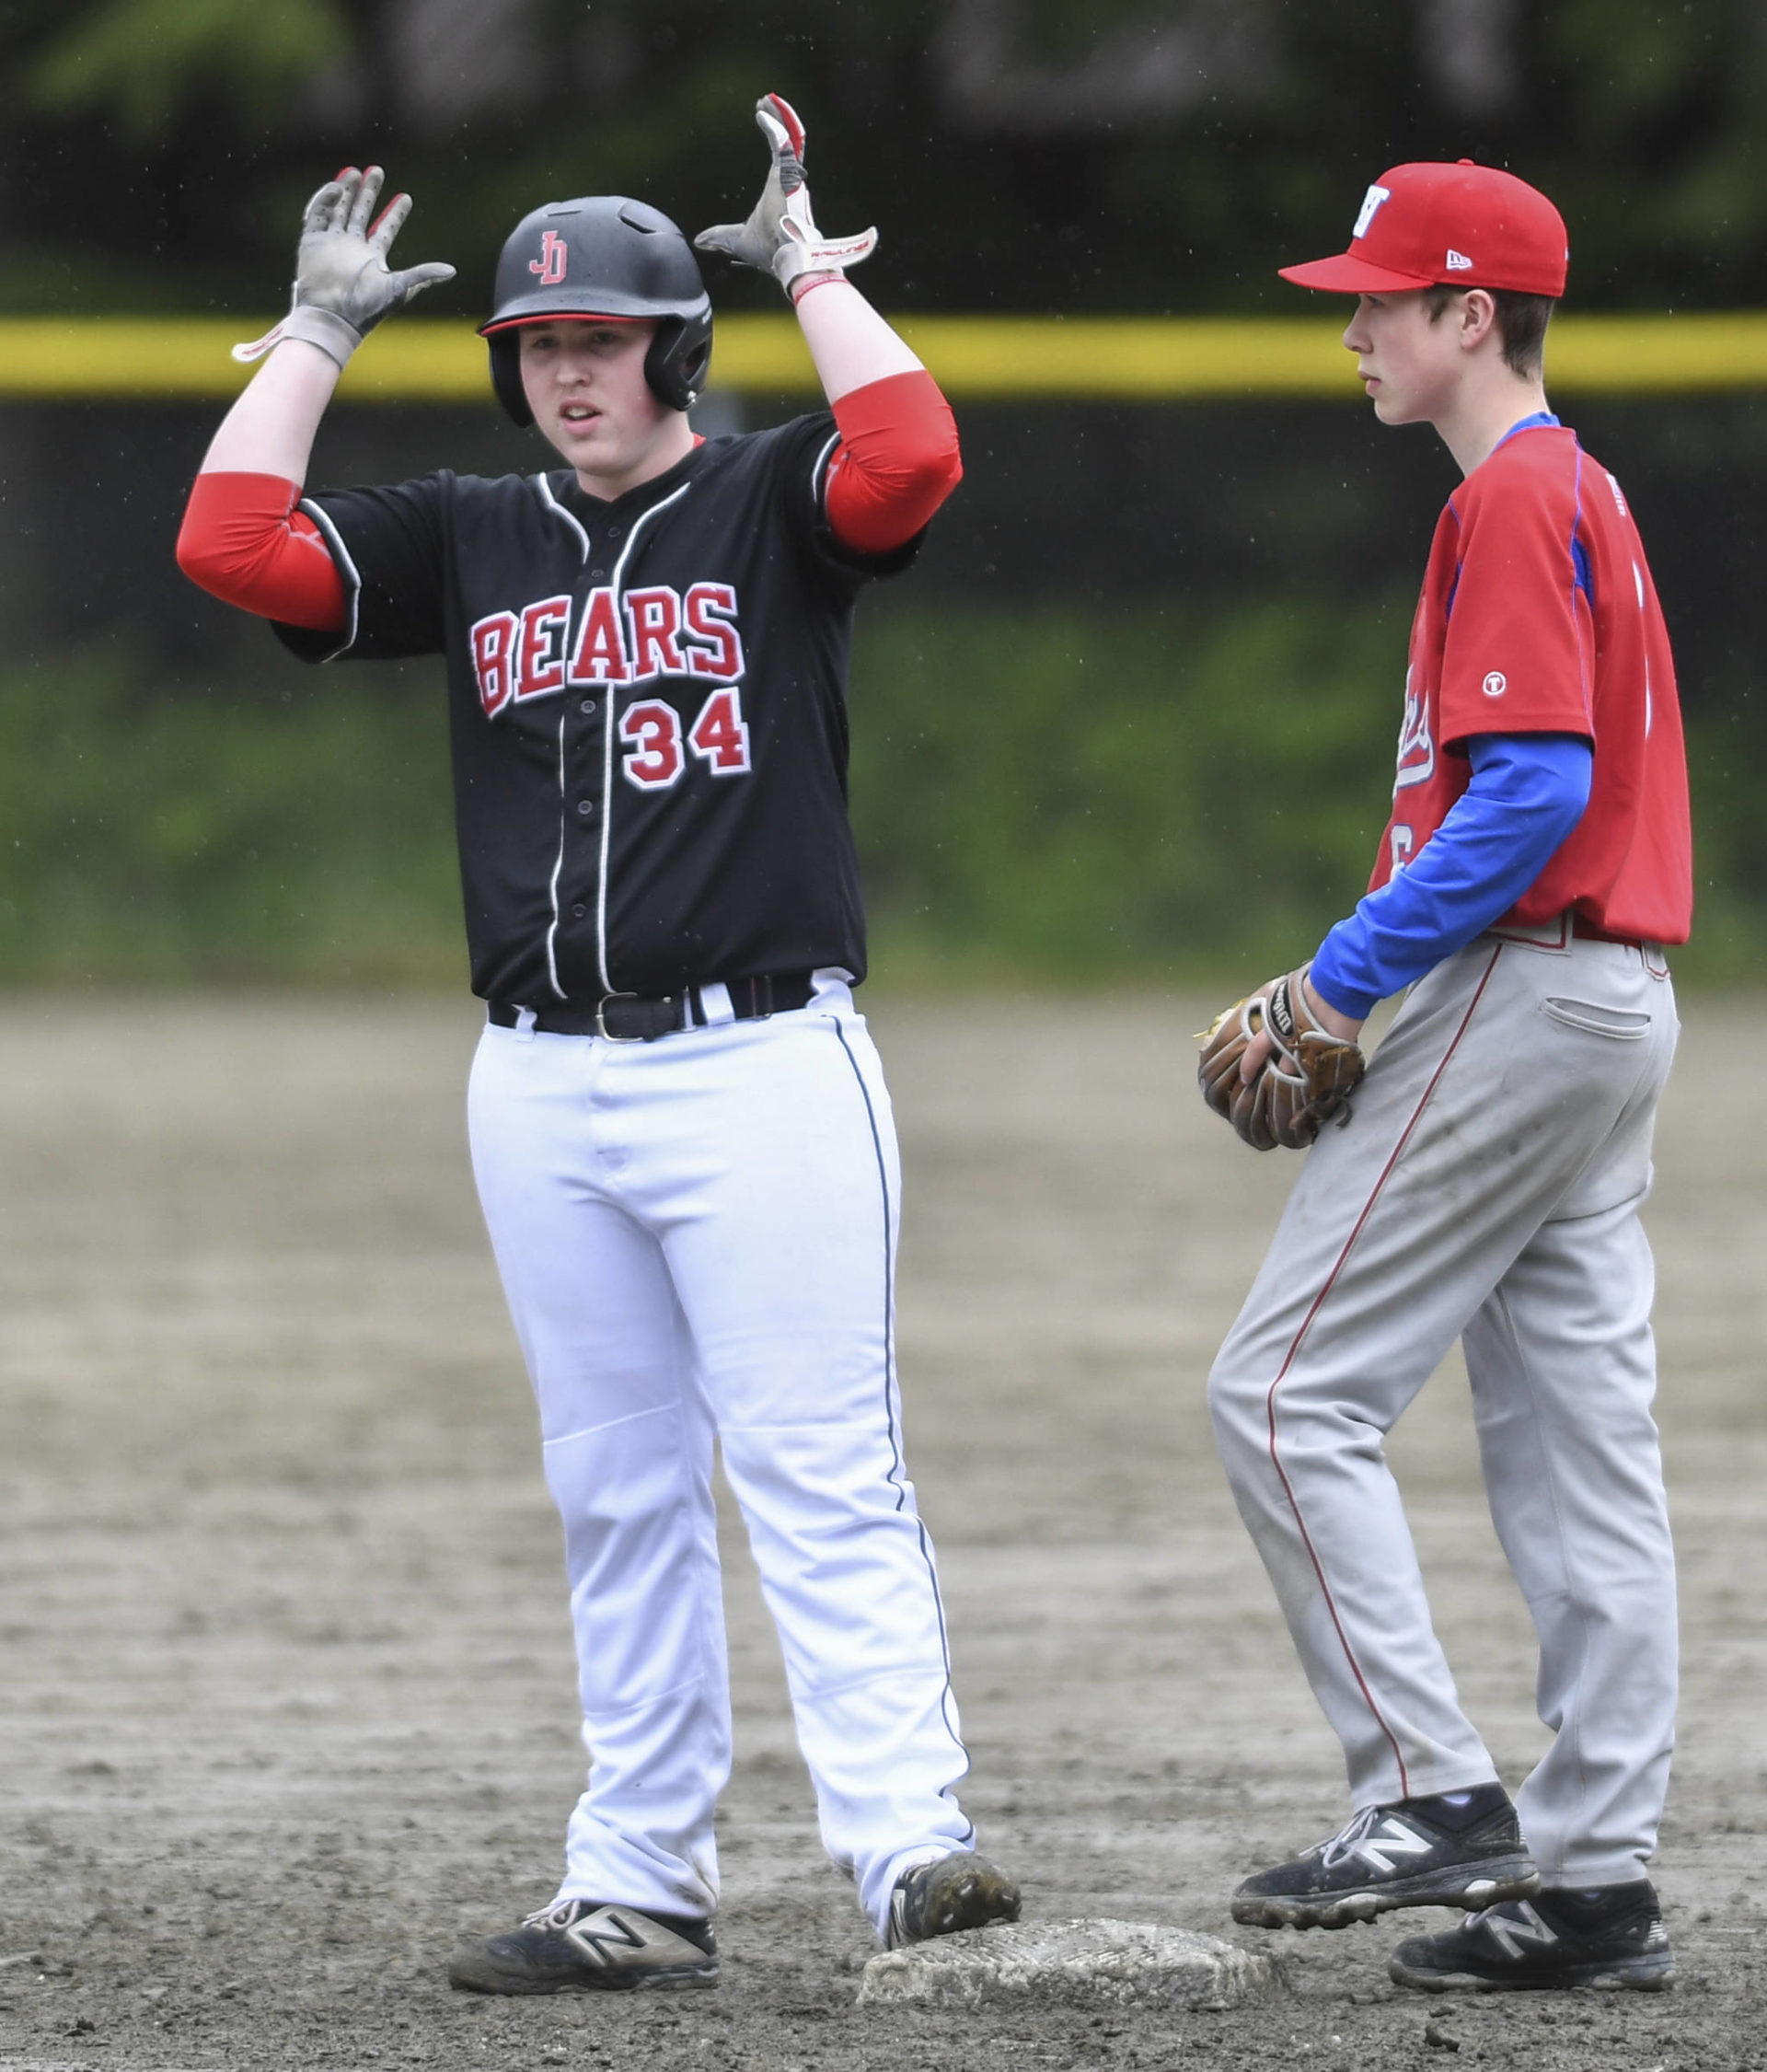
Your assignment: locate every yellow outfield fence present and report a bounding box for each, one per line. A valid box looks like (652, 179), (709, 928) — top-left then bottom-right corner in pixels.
(2, 311), (1765, 401)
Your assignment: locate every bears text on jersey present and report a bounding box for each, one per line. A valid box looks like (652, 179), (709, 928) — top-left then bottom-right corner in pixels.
(470, 581), (747, 719)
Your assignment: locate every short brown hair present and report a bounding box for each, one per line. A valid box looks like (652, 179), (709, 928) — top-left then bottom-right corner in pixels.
(1424, 284), (1554, 377)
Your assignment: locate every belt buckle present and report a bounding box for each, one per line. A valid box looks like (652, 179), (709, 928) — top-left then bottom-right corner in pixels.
(595, 991), (644, 1042)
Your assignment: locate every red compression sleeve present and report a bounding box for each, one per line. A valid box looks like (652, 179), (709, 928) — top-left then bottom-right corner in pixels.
(176, 471), (348, 631)
(824, 370), (963, 555)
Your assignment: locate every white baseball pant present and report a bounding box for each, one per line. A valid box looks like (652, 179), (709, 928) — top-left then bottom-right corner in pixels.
(1209, 928), (1679, 1887)
(467, 977), (975, 1936)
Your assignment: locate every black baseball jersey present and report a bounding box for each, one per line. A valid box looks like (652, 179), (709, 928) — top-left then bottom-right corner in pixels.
(273, 413), (918, 1002)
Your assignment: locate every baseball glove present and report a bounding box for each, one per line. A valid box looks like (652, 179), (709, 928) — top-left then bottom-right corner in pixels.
(1197, 966), (1366, 1152)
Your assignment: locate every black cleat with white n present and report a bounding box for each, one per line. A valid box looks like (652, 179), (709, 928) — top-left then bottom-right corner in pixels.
(1231, 1784), (1542, 1931)
(448, 1898), (719, 1994)
(1390, 1881), (1675, 1993)
(886, 1851), (1022, 1949)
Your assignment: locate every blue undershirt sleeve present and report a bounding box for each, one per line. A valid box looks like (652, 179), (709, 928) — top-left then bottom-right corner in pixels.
(1307, 733), (1594, 1022)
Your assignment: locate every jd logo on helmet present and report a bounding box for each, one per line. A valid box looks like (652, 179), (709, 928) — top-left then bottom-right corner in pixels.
(1353, 184), (1392, 240)
(529, 230), (568, 285)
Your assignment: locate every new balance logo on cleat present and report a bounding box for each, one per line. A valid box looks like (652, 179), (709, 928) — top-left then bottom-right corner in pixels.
(1481, 1901), (1563, 1961)
(449, 1897), (720, 1995)
(1347, 1817), (1438, 1876)
(1390, 1882), (1675, 1993)
(1231, 1788), (1542, 1932)
(561, 1905), (672, 1970)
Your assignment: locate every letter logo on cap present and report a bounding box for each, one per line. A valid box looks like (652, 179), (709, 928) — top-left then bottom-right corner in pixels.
(1353, 183), (1392, 239)
(1446, 249), (1473, 272)
(529, 230), (568, 285)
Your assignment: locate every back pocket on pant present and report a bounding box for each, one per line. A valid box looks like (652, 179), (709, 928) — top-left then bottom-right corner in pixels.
(1541, 997), (1650, 1040)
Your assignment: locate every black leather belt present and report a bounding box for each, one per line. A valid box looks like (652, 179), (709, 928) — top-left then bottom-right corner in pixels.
(487, 971), (815, 1042)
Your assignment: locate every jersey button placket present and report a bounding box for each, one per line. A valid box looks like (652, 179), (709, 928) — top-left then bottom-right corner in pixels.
(557, 546), (610, 996)
(572, 530), (615, 1003)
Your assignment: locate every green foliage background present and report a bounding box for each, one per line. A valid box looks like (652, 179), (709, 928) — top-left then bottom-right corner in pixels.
(4, 1), (1767, 316)
(3, 605), (1755, 990)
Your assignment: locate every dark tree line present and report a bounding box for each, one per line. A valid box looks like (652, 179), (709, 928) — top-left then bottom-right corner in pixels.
(3, 0), (1764, 318)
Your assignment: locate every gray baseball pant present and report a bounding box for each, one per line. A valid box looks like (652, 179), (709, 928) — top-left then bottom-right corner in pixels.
(1208, 927), (1679, 1888)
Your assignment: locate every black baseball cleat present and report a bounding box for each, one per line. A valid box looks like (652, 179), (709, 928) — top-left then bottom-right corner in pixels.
(1390, 1881), (1675, 1993)
(886, 1851), (1022, 1949)
(1231, 1784), (1542, 1930)
(448, 1897), (719, 1994)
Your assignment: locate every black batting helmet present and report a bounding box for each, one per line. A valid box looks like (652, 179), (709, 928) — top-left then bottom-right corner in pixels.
(479, 196), (712, 422)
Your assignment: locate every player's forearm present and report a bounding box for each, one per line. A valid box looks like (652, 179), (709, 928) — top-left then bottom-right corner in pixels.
(793, 276), (923, 403)
(1310, 733), (1594, 1019)
(197, 340), (342, 482)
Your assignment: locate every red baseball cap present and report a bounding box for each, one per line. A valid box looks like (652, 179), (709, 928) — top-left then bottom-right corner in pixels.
(1279, 160), (1568, 298)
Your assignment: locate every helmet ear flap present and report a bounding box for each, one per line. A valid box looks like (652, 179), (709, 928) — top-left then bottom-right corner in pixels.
(488, 332), (533, 427)
(644, 308), (713, 412)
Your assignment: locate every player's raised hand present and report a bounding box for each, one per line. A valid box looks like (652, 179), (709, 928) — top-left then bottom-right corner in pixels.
(695, 94), (877, 298)
(233, 167), (456, 368)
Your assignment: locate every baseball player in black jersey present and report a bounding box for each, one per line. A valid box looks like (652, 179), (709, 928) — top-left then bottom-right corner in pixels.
(179, 96), (1020, 1989)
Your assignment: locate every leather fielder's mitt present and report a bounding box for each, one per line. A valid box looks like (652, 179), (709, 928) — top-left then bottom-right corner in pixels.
(1196, 966), (1367, 1152)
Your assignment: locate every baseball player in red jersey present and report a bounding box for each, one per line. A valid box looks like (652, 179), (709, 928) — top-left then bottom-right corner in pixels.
(176, 97), (1021, 1988)
(1201, 162), (1691, 1992)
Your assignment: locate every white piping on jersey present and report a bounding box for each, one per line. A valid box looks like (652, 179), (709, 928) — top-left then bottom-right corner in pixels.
(533, 475), (589, 998)
(534, 472), (591, 562)
(531, 477), (695, 1000)
(595, 481), (693, 993)
(544, 709), (570, 998)
(811, 431), (840, 520)
(295, 497), (364, 662)
(1634, 559), (1655, 738)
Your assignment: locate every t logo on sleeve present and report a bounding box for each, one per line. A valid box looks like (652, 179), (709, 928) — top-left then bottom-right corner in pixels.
(1482, 670), (1507, 698)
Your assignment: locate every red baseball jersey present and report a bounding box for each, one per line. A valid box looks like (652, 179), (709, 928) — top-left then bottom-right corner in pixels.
(1371, 422), (1692, 943)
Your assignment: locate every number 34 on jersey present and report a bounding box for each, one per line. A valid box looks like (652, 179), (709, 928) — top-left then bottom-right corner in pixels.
(468, 578), (752, 793)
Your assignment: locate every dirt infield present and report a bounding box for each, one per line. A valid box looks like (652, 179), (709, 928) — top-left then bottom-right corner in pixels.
(2, 992), (1763, 2072)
